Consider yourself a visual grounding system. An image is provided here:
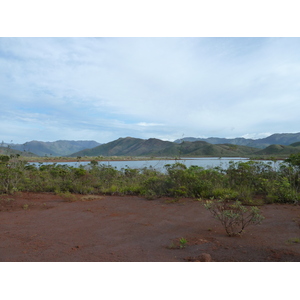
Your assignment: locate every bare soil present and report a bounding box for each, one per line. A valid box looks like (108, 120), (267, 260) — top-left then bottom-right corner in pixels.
(1, 192), (300, 262)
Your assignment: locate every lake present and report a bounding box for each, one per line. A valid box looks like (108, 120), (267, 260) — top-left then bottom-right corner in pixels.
(31, 157), (282, 172)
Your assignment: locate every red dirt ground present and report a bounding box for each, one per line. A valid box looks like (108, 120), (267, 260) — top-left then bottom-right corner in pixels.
(1, 192), (300, 262)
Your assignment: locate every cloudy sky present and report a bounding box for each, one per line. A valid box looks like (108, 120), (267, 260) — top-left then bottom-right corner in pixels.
(1, 37), (300, 144)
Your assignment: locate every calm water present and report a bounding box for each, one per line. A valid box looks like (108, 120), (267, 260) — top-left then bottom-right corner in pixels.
(30, 157), (282, 172)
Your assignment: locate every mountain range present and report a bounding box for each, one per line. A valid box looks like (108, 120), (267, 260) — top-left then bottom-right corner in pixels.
(174, 132), (300, 149)
(70, 137), (259, 157)
(1, 132), (300, 157)
(70, 136), (300, 158)
(2, 140), (101, 157)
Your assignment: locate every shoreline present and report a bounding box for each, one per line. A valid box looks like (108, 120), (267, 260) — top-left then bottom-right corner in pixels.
(23, 156), (285, 163)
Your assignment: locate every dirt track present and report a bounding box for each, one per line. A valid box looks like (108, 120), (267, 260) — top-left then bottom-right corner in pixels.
(1, 192), (300, 262)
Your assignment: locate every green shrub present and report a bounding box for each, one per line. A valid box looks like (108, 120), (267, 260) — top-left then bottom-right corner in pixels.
(204, 199), (264, 237)
(0, 155), (27, 194)
(141, 175), (169, 198)
(212, 188), (239, 200)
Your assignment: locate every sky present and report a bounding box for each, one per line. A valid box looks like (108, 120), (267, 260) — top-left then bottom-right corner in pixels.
(1, 36), (300, 144)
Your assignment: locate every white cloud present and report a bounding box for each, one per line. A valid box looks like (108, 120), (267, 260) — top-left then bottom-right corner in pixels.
(242, 133), (273, 139)
(136, 122), (164, 127)
(1, 37), (300, 144)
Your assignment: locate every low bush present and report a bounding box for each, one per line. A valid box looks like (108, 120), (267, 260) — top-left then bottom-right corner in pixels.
(204, 199), (264, 237)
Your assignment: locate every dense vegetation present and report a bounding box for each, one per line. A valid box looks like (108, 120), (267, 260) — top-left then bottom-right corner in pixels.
(1, 153), (300, 204)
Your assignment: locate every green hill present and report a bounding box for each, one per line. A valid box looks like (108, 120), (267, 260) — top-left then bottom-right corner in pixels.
(254, 144), (300, 156)
(70, 137), (174, 157)
(70, 137), (259, 157)
(9, 140), (101, 156)
(0, 147), (36, 157)
(290, 141), (300, 147)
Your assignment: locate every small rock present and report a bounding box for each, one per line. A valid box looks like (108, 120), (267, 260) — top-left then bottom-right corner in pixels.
(198, 253), (212, 262)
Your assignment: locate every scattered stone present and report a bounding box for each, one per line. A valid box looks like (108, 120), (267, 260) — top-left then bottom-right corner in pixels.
(198, 253), (212, 262)
(185, 253), (213, 262)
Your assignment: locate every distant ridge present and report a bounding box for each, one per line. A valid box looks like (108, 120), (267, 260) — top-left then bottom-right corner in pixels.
(174, 132), (300, 149)
(2, 132), (300, 158)
(7, 140), (101, 156)
(0, 146), (36, 157)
